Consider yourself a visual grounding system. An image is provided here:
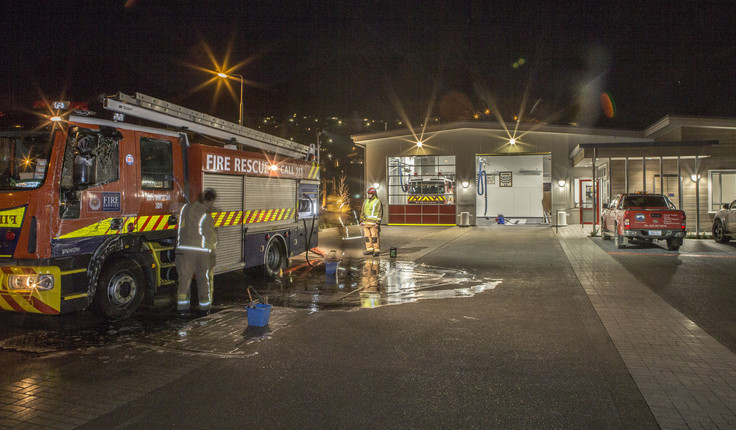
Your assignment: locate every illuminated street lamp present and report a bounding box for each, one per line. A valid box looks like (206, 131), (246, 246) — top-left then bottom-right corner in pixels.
(217, 72), (244, 125)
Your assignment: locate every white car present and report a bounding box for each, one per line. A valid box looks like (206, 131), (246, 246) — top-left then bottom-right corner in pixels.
(713, 199), (736, 243)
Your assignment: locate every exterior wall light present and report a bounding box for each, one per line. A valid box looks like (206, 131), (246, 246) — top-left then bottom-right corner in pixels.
(557, 179), (566, 188)
(509, 138), (517, 145)
(416, 141), (423, 148)
(461, 181), (469, 188)
(690, 174), (700, 182)
(373, 182), (380, 189)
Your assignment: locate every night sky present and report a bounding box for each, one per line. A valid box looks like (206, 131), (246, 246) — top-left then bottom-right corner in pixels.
(2, 0), (735, 130)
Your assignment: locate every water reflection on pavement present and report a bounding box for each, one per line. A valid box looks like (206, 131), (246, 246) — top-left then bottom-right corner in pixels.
(249, 258), (501, 311)
(0, 257), (501, 355)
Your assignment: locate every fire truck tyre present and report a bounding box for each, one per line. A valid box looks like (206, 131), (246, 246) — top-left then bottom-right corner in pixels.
(615, 225), (626, 249)
(713, 220), (731, 243)
(93, 259), (145, 320)
(264, 238), (287, 278)
(666, 238), (681, 251)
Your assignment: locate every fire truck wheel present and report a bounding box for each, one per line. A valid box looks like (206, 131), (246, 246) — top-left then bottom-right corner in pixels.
(263, 238), (287, 278)
(93, 258), (145, 321)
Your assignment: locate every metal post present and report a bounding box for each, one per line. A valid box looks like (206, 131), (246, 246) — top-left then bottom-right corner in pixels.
(608, 157), (612, 198)
(659, 156), (664, 194)
(592, 148), (597, 232)
(677, 156), (682, 209)
(642, 157), (646, 192)
(625, 157), (629, 193)
(238, 77), (244, 126)
(228, 73), (245, 126)
(695, 156), (700, 236)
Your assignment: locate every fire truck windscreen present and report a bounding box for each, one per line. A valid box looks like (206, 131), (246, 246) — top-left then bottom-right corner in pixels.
(407, 179), (451, 195)
(0, 132), (54, 191)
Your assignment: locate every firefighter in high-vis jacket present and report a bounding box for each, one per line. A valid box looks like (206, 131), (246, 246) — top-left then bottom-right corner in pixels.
(360, 187), (383, 256)
(176, 189), (218, 317)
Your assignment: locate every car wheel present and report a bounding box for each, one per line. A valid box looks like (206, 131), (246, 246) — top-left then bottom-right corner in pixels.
(93, 258), (145, 321)
(615, 224), (626, 249)
(713, 219), (731, 243)
(601, 219), (610, 240)
(666, 238), (681, 251)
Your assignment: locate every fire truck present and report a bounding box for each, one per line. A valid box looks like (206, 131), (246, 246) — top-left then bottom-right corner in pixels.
(0, 93), (319, 320)
(406, 178), (454, 204)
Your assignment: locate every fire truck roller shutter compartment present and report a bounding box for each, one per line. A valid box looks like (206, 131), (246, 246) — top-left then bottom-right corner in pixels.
(203, 173), (245, 272)
(476, 154), (545, 223)
(245, 176), (297, 227)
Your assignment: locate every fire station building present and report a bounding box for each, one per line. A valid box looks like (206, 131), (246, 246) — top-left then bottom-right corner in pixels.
(352, 116), (736, 233)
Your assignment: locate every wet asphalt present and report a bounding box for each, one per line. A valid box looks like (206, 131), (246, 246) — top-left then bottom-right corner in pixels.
(72, 225), (658, 429)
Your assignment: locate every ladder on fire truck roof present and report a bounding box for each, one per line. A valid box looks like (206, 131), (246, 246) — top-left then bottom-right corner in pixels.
(102, 92), (312, 159)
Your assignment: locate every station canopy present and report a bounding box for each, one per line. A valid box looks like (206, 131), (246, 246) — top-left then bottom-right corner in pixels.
(570, 140), (718, 166)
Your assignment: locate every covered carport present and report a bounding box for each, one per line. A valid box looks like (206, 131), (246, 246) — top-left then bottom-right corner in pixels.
(569, 140), (718, 233)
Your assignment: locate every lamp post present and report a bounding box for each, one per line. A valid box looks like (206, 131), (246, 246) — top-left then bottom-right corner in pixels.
(217, 72), (244, 125)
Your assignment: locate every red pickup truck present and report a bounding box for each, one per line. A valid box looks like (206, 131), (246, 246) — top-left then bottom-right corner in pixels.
(600, 192), (686, 250)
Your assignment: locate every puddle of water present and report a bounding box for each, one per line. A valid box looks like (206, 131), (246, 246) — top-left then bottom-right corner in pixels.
(246, 258), (501, 310)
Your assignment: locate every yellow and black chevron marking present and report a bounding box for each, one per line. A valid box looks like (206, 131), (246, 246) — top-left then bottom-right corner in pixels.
(307, 162), (319, 179)
(408, 195), (447, 203)
(58, 214), (176, 239)
(212, 207), (295, 227)
(57, 208), (295, 240)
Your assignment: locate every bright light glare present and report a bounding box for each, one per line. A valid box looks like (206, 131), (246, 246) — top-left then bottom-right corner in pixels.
(416, 141), (423, 148)
(558, 179), (566, 187)
(217, 72), (228, 79)
(270, 164), (279, 171)
(50, 116), (62, 122)
(509, 138), (516, 145)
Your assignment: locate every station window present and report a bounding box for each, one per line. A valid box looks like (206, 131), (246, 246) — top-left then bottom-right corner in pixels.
(140, 138), (173, 190)
(387, 156), (456, 205)
(710, 170), (736, 212)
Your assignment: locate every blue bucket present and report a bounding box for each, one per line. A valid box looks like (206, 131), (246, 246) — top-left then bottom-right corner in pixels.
(246, 303), (272, 327)
(325, 260), (339, 275)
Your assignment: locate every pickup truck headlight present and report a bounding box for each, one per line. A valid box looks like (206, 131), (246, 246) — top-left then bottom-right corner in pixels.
(7, 274), (54, 291)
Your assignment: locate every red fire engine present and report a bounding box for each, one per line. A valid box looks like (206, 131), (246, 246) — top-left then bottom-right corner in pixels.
(0, 93), (319, 320)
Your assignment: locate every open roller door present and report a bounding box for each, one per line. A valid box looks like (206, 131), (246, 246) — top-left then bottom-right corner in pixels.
(475, 154), (546, 223)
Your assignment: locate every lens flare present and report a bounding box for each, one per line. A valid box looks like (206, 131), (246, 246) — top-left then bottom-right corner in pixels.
(601, 92), (616, 119)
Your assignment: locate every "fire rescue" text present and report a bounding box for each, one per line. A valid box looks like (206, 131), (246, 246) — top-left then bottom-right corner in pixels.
(205, 154), (303, 178)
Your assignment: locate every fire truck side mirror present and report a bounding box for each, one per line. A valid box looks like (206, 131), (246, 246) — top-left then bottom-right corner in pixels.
(73, 154), (93, 187)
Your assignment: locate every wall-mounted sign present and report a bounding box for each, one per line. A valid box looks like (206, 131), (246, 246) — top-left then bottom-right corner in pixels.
(500, 171), (512, 187)
(488, 174), (495, 185)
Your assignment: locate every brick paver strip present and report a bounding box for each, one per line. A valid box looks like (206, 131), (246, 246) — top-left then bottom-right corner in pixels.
(558, 226), (736, 429)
